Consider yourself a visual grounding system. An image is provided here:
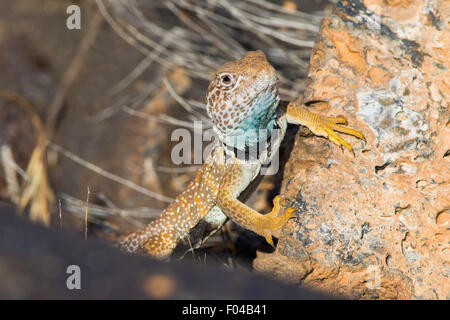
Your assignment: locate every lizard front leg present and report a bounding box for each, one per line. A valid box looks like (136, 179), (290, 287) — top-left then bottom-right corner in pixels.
(216, 163), (295, 246)
(286, 101), (365, 153)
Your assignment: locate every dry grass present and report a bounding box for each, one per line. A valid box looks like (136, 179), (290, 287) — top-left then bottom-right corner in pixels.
(93, 0), (328, 127)
(0, 90), (54, 226)
(0, 144), (22, 205)
(96, 0), (325, 96)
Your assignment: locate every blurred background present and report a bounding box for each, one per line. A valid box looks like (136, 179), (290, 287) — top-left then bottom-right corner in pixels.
(0, 0), (334, 268)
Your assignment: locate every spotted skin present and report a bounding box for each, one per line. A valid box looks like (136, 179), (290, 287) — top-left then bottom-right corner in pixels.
(120, 147), (226, 257)
(120, 51), (365, 258)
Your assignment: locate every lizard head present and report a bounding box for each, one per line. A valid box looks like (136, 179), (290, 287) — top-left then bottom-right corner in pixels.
(206, 50), (280, 149)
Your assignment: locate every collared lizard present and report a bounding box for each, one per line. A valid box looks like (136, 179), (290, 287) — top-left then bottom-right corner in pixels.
(119, 50), (365, 258)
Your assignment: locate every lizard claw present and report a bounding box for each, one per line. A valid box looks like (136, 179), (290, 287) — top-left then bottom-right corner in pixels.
(265, 235), (275, 247)
(286, 102), (365, 153)
(309, 114), (365, 153)
(266, 196), (295, 219)
(260, 196), (296, 246)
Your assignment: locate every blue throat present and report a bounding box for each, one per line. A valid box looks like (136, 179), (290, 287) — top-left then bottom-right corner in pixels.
(223, 89), (279, 151)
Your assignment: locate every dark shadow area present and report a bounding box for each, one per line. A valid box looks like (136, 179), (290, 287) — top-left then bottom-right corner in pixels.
(0, 206), (335, 299)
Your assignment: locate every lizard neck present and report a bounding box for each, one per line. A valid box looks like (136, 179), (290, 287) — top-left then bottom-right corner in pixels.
(218, 89), (280, 151)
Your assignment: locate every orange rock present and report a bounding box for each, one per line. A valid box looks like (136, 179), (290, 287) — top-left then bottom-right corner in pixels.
(322, 26), (366, 75)
(368, 67), (390, 85)
(254, 0), (450, 300)
(322, 74), (340, 87)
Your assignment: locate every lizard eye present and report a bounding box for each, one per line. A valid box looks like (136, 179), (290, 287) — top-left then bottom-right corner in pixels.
(219, 73), (233, 86)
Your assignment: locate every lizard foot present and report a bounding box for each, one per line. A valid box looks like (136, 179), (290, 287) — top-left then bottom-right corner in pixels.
(261, 196), (296, 246)
(309, 114), (366, 154)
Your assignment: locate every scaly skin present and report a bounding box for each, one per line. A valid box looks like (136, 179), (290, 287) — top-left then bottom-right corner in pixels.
(120, 51), (365, 258)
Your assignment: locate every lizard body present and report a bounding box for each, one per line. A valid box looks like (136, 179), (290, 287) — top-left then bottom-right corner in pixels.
(120, 51), (364, 258)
